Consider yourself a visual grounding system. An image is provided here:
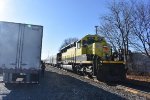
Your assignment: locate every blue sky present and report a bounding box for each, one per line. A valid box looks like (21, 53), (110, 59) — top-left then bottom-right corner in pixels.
(0, 0), (109, 59)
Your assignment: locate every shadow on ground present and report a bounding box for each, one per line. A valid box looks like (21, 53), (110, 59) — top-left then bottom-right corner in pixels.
(122, 79), (150, 92)
(105, 78), (150, 93)
(2, 71), (126, 100)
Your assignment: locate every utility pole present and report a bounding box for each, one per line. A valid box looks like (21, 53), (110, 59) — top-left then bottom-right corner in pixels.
(95, 26), (98, 35)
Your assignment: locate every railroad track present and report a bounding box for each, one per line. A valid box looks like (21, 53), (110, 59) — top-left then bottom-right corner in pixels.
(82, 74), (150, 97)
(116, 85), (150, 99)
(48, 65), (150, 99)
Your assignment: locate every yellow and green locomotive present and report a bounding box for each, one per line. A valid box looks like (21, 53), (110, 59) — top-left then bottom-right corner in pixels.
(57, 34), (126, 81)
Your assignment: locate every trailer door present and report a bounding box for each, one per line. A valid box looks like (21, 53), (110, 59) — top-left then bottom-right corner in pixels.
(20, 24), (43, 70)
(0, 22), (20, 69)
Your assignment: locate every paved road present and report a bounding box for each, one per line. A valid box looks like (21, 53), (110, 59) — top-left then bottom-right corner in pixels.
(0, 66), (147, 100)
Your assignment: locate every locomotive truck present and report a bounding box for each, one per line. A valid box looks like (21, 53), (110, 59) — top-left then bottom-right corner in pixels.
(0, 21), (43, 83)
(50, 34), (127, 81)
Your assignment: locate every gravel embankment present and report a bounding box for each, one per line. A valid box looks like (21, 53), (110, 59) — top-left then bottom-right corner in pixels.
(46, 66), (149, 100)
(0, 65), (149, 100)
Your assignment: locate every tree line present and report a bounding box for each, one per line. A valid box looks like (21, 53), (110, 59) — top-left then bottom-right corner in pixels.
(99, 0), (150, 60)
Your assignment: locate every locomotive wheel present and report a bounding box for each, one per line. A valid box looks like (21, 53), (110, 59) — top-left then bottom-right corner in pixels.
(73, 65), (79, 74)
(76, 65), (80, 75)
(75, 65), (85, 76)
(80, 66), (86, 76)
(82, 67), (86, 76)
(72, 65), (76, 72)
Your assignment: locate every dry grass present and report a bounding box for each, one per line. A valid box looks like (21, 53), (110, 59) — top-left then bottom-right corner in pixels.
(127, 75), (150, 82)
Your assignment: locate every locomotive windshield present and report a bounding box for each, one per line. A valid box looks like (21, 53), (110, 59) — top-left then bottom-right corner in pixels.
(82, 36), (104, 46)
(82, 37), (94, 46)
(87, 37), (95, 44)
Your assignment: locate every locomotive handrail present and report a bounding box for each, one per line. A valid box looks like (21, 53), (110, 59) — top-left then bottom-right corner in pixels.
(102, 61), (125, 64)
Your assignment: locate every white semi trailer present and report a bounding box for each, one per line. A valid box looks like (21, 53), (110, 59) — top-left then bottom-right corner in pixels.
(0, 21), (43, 83)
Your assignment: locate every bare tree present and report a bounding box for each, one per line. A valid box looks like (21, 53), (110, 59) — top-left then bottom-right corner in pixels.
(99, 1), (134, 62)
(131, 1), (150, 58)
(59, 37), (78, 51)
(99, 0), (150, 60)
(99, 20), (122, 51)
